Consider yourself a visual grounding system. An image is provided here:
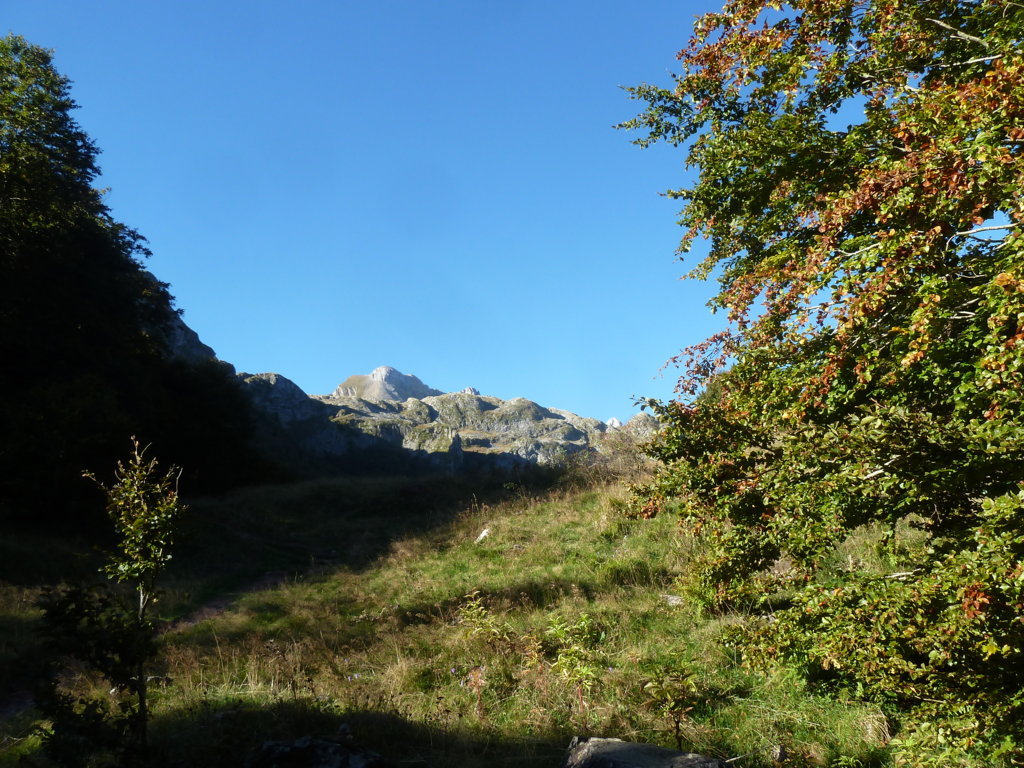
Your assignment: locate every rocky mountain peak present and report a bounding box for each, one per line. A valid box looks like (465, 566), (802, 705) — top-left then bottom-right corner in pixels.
(329, 366), (443, 402)
(369, 365), (399, 381)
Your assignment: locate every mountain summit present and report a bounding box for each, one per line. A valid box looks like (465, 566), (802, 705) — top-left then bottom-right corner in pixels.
(330, 366), (443, 402)
(233, 365), (658, 476)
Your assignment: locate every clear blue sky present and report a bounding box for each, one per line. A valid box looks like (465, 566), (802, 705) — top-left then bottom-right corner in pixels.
(6, 0), (726, 422)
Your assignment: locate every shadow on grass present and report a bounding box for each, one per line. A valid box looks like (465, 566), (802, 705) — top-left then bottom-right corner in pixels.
(148, 697), (569, 768)
(0, 613), (47, 700)
(159, 472), (562, 621)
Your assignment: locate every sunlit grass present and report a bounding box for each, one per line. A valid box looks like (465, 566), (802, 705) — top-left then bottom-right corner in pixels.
(2, 470), (894, 767)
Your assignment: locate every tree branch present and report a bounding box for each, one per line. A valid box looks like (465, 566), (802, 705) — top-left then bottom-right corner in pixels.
(956, 224), (1017, 237)
(934, 54), (1002, 68)
(924, 17), (988, 47)
(837, 242), (882, 258)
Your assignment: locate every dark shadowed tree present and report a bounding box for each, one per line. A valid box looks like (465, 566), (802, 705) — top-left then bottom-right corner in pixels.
(0, 34), (271, 530)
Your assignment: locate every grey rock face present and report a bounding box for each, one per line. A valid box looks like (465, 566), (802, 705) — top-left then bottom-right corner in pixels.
(562, 737), (726, 768)
(162, 311), (218, 364)
(240, 372), (327, 425)
(623, 411), (660, 438)
(323, 386), (608, 467)
(139, 270), (222, 366)
(237, 372), (367, 475)
(240, 366), (617, 475)
(331, 366), (442, 401)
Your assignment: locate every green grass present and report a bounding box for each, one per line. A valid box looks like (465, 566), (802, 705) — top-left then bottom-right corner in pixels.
(1, 472), (893, 767)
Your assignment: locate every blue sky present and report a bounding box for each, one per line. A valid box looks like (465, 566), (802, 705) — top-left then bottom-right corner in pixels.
(5, 0), (727, 422)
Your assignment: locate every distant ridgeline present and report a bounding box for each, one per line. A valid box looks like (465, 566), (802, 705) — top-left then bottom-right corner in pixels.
(238, 364), (658, 476)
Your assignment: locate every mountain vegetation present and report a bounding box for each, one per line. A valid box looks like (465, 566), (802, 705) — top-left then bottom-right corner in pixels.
(4, 455), (902, 768)
(0, 34), (268, 532)
(3, 1), (1024, 765)
(621, 0), (1024, 761)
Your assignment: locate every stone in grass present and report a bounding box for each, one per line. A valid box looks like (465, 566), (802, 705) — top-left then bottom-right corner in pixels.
(562, 737), (727, 768)
(247, 733), (392, 768)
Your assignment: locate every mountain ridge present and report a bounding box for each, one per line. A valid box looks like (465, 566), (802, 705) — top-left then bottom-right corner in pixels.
(238, 366), (657, 476)
(167, 315), (656, 476)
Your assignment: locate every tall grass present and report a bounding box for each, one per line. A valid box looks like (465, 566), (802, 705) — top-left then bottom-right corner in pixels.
(3, 466), (892, 767)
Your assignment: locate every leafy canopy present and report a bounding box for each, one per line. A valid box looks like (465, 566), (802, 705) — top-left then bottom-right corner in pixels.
(624, 0), (1024, 761)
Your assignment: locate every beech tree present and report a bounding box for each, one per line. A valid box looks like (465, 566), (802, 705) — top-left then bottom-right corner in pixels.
(624, 0), (1024, 760)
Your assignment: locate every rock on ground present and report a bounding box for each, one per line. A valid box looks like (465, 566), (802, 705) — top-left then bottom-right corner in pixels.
(247, 734), (391, 768)
(562, 737), (726, 768)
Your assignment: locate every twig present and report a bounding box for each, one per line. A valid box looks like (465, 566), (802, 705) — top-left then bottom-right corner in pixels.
(862, 455), (902, 480)
(837, 242), (883, 258)
(884, 570), (920, 580)
(948, 223), (1017, 248)
(724, 753), (755, 764)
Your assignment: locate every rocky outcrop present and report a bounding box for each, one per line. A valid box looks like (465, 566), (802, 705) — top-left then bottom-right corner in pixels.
(162, 310), (219, 364)
(331, 366), (442, 401)
(238, 371), (465, 475)
(237, 372), (367, 475)
(242, 372), (329, 425)
(139, 270), (222, 366)
(622, 411), (659, 438)
(238, 366), (643, 476)
(321, 385), (610, 468)
(562, 737), (726, 768)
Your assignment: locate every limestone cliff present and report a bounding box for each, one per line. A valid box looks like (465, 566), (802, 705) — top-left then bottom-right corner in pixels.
(331, 366), (442, 401)
(236, 366), (651, 475)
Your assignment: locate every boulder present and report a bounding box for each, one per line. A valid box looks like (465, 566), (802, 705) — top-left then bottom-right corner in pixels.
(562, 737), (726, 768)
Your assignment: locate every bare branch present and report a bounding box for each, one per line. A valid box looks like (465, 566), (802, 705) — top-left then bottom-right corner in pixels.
(933, 54), (1003, 68)
(955, 224), (1017, 237)
(837, 242), (883, 258)
(924, 17), (988, 47)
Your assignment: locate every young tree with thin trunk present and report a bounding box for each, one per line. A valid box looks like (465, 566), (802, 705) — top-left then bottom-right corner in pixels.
(39, 440), (185, 764)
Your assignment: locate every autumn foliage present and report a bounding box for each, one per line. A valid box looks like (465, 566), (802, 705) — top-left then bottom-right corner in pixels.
(624, 0), (1024, 761)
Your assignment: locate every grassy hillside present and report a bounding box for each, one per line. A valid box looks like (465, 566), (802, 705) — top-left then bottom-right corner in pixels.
(2, 469), (894, 767)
